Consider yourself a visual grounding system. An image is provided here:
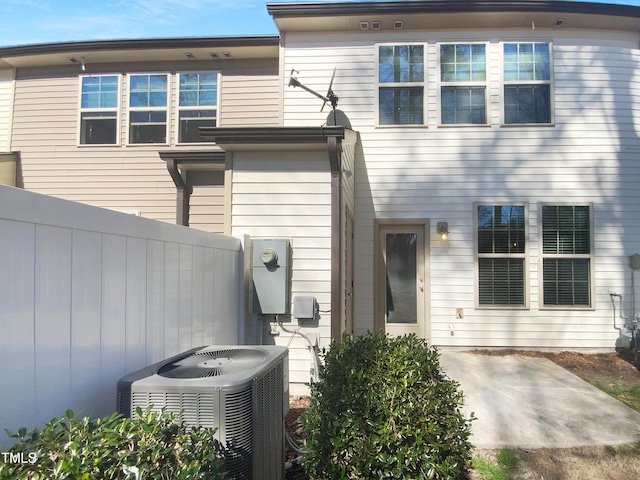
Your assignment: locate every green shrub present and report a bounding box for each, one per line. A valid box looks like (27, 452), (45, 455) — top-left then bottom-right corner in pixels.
(300, 332), (474, 479)
(0, 407), (226, 480)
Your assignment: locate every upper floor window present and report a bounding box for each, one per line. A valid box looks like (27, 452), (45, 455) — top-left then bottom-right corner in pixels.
(541, 205), (592, 308)
(503, 43), (551, 124)
(79, 75), (119, 145)
(440, 43), (487, 125)
(477, 205), (527, 307)
(378, 45), (424, 125)
(128, 74), (169, 144)
(178, 72), (218, 143)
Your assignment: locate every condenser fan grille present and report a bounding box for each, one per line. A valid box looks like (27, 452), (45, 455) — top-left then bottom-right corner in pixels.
(157, 348), (269, 379)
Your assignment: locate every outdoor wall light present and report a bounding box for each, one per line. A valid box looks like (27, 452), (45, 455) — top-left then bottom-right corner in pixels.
(437, 221), (449, 240)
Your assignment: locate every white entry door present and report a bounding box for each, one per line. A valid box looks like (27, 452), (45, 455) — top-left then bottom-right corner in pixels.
(376, 224), (428, 338)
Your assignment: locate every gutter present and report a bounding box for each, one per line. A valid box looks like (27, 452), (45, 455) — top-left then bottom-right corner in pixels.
(267, 0), (640, 18)
(0, 35), (281, 58)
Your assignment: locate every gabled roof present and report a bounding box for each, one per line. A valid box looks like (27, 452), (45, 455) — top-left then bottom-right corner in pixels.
(268, 0), (640, 33)
(0, 35), (280, 69)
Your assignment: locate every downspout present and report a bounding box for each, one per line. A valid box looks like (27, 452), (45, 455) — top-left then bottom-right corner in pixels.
(328, 135), (342, 340)
(165, 159), (191, 227)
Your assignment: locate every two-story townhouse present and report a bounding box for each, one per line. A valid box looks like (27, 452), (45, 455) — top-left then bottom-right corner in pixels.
(257, 0), (640, 360)
(0, 36), (281, 229)
(3, 0), (640, 396)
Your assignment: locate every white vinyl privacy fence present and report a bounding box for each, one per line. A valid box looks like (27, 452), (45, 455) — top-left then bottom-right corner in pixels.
(0, 186), (244, 448)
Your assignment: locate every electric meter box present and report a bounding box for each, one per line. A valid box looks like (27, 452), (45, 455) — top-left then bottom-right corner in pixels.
(252, 239), (291, 314)
(631, 254), (640, 271)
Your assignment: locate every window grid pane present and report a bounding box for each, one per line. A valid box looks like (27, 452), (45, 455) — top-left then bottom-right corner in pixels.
(81, 77), (118, 109)
(504, 43), (550, 82)
(477, 205), (526, 306)
(542, 206), (590, 254)
(379, 87), (424, 125)
(543, 259), (590, 306)
(179, 73), (218, 107)
(80, 75), (118, 144)
(379, 45), (424, 84)
(378, 45), (425, 125)
(504, 85), (550, 124)
(178, 72), (218, 143)
(441, 44), (486, 82)
(440, 43), (486, 125)
(479, 258), (525, 305)
(130, 74), (168, 108)
(503, 43), (551, 124)
(541, 205), (592, 307)
(442, 86), (486, 124)
(129, 74), (168, 144)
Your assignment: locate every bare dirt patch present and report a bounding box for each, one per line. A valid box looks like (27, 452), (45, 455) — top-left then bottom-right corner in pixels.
(468, 349), (640, 386)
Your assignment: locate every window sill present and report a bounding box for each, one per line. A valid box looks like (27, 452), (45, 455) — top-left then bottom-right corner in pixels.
(375, 124), (428, 129)
(500, 123), (556, 128)
(77, 143), (121, 148)
(437, 124), (492, 128)
(475, 305), (529, 310)
(539, 306), (595, 312)
(126, 143), (170, 147)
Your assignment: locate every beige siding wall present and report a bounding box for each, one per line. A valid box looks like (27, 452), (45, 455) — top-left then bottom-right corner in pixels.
(281, 28), (640, 350)
(0, 69), (14, 152)
(10, 58), (278, 227)
(220, 59), (281, 126)
(230, 150), (332, 394)
(188, 171), (225, 234)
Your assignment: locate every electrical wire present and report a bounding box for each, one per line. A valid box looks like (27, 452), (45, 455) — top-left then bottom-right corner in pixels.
(276, 315), (321, 383)
(285, 431), (308, 455)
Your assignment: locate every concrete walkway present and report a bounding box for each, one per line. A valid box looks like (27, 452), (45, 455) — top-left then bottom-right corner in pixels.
(438, 351), (640, 449)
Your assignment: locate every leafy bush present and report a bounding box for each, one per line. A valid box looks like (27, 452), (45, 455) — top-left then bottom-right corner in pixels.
(0, 407), (226, 480)
(300, 332), (474, 479)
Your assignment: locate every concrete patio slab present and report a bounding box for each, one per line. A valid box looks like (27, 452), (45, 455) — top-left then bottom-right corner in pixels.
(438, 351), (640, 449)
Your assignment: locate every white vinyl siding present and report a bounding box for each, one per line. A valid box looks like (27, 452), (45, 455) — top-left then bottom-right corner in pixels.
(230, 150), (332, 394)
(282, 29), (640, 350)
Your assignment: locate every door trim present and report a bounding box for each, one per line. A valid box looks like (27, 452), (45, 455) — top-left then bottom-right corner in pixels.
(374, 220), (430, 338)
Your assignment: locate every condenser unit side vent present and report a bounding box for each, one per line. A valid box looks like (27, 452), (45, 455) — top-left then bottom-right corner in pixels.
(116, 345), (288, 480)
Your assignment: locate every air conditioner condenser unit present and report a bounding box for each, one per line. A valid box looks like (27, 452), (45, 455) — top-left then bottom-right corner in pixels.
(116, 345), (289, 480)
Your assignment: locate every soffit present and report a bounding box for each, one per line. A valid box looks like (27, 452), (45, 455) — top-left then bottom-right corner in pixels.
(0, 36), (280, 69)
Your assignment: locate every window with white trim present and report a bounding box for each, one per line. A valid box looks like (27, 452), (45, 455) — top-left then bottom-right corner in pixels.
(541, 205), (592, 307)
(503, 42), (551, 124)
(128, 74), (169, 144)
(440, 43), (487, 125)
(79, 75), (119, 144)
(378, 45), (424, 125)
(477, 205), (526, 307)
(178, 72), (218, 143)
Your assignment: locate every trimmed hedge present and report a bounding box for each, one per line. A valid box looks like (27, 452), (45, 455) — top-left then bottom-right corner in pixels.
(301, 332), (473, 479)
(0, 407), (226, 480)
